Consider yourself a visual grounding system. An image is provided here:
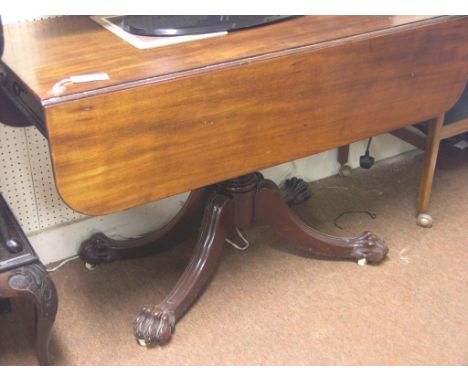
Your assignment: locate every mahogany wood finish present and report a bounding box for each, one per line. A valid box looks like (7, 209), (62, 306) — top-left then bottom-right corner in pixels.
(132, 173), (387, 346)
(79, 174), (312, 345)
(280, 177), (312, 206)
(0, 264), (58, 365)
(0, 195), (58, 365)
(1, 15), (466, 349)
(78, 176), (311, 267)
(133, 194), (235, 346)
(78, 188), (212, 266)
(1, 16), (467, 215)
(0, 16), (434, 99)
(255, 179), (387, 263)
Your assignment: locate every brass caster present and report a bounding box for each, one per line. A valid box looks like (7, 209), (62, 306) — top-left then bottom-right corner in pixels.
(339, 164), (352, 177)
(416, 213), (433, 228)
(137, 338), (148, 347)
(85, 262), (96, 270)
(357, 258), (367, 267)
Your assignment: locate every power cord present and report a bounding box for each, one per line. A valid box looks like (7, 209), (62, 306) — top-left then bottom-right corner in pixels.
(46, 255), (80, 272)
(360, 137), (375, 169)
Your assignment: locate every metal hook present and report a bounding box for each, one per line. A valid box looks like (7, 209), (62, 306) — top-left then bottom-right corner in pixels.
(225, 228), (250, 251)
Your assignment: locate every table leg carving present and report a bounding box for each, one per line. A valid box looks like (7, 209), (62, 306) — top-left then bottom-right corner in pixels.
(133, 194), (234, 346)
(5, 263), (58, 365)
(79, 173), (386, 347)
(255, 179), (388, 264)
(79, 188), (213, 266)
(280, 177), (311, 206)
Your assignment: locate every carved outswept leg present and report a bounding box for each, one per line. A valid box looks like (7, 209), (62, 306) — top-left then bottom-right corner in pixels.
(255, 179), (388, 264)
(280, 177), (311, 206)
(0, 263), (58, 365)
(133, 194), (234, 346)
(79, 188), (213, 266)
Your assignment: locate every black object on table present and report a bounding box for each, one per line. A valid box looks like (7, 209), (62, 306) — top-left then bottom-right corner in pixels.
(122, 15), (296, 36)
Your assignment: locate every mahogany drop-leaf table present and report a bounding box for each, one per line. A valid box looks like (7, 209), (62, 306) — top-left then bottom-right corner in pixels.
(1, 15), (467, 347)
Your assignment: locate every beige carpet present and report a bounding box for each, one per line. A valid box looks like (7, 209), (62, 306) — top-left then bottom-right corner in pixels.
(1, 145), (467, 365)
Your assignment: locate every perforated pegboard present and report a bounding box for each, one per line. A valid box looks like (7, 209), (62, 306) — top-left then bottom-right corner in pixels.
(25, 127), (84, 229)
(0, 15), (84, 233)
(1, 15), (59, 24)
(0, 124), (39, 231)
(0, 123), (84, 233)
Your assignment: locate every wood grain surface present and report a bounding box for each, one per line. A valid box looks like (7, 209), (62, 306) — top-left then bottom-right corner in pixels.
(2, 16), (468, 215)
(1, 16), (435, 102)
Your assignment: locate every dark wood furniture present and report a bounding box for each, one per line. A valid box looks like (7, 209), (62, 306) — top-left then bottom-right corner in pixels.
(0, 193), (58, 365)
(337, 84), (468, 228)
(1, 16), (467, 347)
(0, 16), (58, 365)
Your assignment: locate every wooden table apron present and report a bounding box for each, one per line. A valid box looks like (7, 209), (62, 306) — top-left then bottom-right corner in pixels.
(2, 16), (468, 216)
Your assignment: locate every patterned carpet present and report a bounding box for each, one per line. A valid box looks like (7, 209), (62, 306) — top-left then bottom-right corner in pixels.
(1, 145), (467, 365)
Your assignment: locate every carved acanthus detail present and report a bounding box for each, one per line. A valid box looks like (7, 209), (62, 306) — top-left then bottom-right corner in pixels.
(280, 177), (311, 206)
(8, 263), (58, 320)
(133, 305), (176, 346)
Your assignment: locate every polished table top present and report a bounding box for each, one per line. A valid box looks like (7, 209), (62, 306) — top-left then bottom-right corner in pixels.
(1, 16), (467, 215)
(1, 15), (435, 102)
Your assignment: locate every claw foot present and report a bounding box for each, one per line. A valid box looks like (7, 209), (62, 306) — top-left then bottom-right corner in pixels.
(280, 177), (311, 206)
(78, 232), (118, 266)
(133, 305), (175, 347)
(349, 231), (388, 264)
